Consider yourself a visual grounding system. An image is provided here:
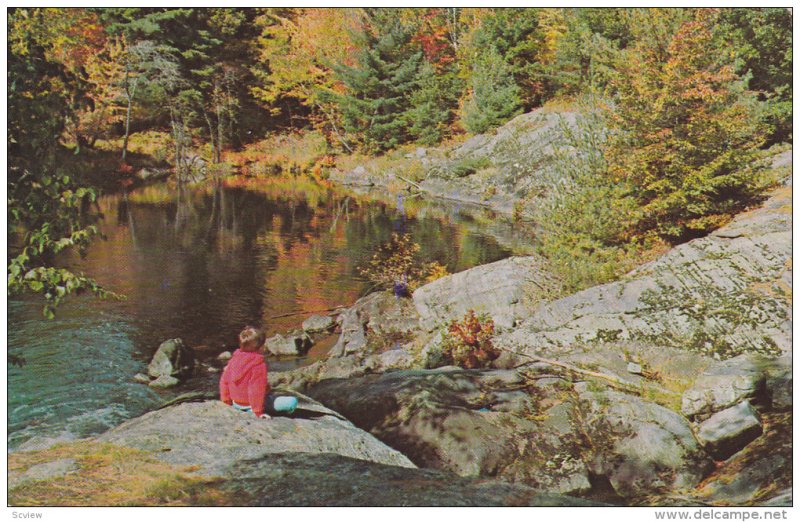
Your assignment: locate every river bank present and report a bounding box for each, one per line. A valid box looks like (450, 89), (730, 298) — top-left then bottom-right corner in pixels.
(10, 172), (792, 506)
(9, 108), (793, 507)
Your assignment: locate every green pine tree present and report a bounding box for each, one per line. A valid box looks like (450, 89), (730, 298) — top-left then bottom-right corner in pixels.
(329, 12), (423, 153)
(461, 49), (523, 134)
(408, 62), (460, 145)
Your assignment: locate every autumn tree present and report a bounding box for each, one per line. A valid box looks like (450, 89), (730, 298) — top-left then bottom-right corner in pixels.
(605, 9), (769, 243)
(8, 8), (112, 317)
(251, 8), (364, 149)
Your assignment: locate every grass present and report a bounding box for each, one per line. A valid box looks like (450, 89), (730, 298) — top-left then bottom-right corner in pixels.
(8, 442), (237, 507)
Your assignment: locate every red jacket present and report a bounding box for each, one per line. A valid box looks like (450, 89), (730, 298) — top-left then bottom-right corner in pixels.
(219, 349), (269, 416)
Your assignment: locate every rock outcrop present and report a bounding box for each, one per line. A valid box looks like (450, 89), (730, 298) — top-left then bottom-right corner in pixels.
(498, 187), (792, 359)
(95, 396), (595, 506)
(226, 453), (598, 507)
(413, 256), (554, 331)
(98, 398), (413, 477)
(692, 413), (791, 506)
(681, 354), (770, 418)
(330, 291), (421, 358)
(308, 367), (712, 500)
(695, 401), (763, 461)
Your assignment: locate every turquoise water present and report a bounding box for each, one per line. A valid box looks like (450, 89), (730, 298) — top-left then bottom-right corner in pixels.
(8, 179), (532, 449)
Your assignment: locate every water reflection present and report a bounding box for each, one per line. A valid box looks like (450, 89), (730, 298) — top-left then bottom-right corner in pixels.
(9, 176), (534, 447)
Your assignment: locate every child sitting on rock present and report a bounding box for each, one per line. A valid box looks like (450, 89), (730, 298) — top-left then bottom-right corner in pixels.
(220, 326), (272, 419)
(219, 326), (298, 419)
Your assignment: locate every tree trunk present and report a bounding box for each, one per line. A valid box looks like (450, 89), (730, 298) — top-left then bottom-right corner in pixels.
(203, 110), (218, 166)
(122, 67), (135, 163)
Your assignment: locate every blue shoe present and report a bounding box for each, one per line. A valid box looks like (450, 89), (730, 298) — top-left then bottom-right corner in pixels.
(273, 396), (298, 414)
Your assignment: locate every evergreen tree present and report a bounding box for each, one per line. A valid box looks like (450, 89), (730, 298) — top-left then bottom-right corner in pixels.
(329, 11), (423, 153)
(408, 62), (460, 145)
(461, 49), (523, 134)
(716, 8), (792, 144)
(606, 9), (769, 243)
(470, 8), (548, 108)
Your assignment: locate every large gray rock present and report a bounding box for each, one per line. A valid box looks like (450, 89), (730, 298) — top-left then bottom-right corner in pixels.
(147, 338), (195, 380)
(226, 453), (599, 507)
(681, 355), (767, 418)
(309, 368), (591, 495)
(266, 331), (313, 357)
(696, 401), (763, 461)
(727, 410), (793, 506)
(413, 256), (552, 331)
(302, 314), (335, 334)
(577, 389), (713, 498)
(764, 353), (792, 411)
(89, 396), (600, 506)
(498, 187), (792, 359)
(309, 367), (711, 499)
(330, 291), (420, 358)
(98, 399), (413, 477)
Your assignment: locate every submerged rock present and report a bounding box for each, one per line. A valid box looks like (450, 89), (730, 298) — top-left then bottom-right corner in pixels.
(147, 338), (195, 381)
(148, 375), (180, 389)
(133, 373), (151, 384)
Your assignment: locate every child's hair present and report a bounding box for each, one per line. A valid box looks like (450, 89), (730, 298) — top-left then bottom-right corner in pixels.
(239, 326), (266, 352)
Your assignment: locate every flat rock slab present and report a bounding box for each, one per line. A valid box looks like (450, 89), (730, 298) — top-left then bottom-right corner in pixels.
(498, 187), (792, 359)
(98, 400), (414, 477)
(696, 401), (763, 461)
(681, 354), (768, 418)
(413, 256), (553, 331)
(226, 453), (600, 507)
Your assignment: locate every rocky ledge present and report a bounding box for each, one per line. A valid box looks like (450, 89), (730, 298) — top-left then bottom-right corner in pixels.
(93, 396), (592, 506)
(267, 176), (791, 505)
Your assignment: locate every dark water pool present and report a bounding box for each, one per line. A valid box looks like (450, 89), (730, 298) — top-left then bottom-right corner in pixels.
(8, 177), (534, 449)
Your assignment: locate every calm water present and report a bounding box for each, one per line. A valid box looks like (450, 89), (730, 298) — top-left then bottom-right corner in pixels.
(8, 177), (533, 449)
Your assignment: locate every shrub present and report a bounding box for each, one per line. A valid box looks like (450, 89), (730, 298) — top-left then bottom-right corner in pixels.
(448, 156), (492, 178)
(532, 98), (650, 293)
(440, 310), (498, 369)
(359, 233), (449, 294)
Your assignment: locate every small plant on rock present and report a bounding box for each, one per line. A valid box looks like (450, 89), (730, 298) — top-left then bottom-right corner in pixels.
(440, 310), (498, 369)
(359, 233), (449, 295)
